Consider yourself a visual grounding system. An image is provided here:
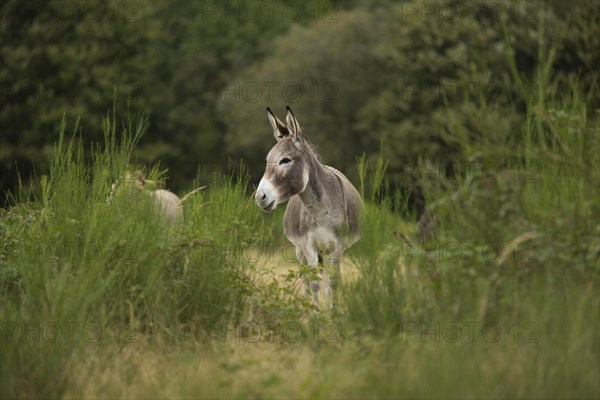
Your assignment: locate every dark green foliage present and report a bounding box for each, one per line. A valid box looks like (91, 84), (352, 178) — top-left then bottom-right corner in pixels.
(222, 1), (598, 198)
(1, 0), (337, 199)
(3, 1), (597, 203)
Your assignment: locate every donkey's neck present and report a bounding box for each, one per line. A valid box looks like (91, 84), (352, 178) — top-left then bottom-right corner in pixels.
(298, 159), (330, 213)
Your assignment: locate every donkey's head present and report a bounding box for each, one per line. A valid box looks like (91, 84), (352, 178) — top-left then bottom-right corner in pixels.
(255, 107), (312, 212)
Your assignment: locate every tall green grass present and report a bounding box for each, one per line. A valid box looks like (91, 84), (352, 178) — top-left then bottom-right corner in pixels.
(333, 36), (599, 398)
(1, 92), (598, 397)
(1, 63), (599, 399)
(0, 112), (299, 398)
(2, 93), (598, 397)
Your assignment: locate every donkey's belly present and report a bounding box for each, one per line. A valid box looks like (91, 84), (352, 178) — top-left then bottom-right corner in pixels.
(283, 195), (348, 261)
(307, 227), (339, 253)
(284, 225), (338, 252)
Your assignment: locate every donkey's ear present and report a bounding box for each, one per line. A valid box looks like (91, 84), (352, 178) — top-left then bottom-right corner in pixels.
(285, 106), (303, 142)
(267, 107), (289, 142)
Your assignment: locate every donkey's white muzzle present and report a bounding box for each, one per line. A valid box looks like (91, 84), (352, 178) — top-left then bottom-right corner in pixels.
(255, 178), (277, 212)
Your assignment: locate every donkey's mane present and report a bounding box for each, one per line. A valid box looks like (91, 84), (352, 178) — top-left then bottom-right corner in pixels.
(302, 135), (321, 163)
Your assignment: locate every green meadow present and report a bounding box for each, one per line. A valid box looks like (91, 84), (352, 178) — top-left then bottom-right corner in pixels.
(1, 1), (599, 398)
(1, 77), (598, 398)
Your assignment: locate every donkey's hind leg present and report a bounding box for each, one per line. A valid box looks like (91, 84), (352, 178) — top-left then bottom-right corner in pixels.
(322, 241), (344, 309)
(321, 262), (341, 309)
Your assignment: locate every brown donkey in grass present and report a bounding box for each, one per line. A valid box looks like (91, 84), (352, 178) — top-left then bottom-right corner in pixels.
(255, 107), (362, 308)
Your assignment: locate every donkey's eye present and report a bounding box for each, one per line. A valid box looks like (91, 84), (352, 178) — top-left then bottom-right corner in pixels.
(279, 158), (292, 165)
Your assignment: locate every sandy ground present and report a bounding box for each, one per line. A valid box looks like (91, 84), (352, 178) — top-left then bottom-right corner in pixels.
(254, 249), (361, 292)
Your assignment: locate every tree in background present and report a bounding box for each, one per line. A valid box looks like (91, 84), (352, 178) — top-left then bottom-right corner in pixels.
(1, 0), (155, 196)
(1, 0), (597, 206)
(1, 0), (335, 201)
(221, 0), (598, 208)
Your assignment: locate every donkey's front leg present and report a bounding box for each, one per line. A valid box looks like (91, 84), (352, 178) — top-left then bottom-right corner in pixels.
(296, 244), (320, 305)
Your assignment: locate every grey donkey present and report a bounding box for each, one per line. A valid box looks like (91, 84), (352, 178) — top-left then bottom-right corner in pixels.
(255, 107), (362, 308)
